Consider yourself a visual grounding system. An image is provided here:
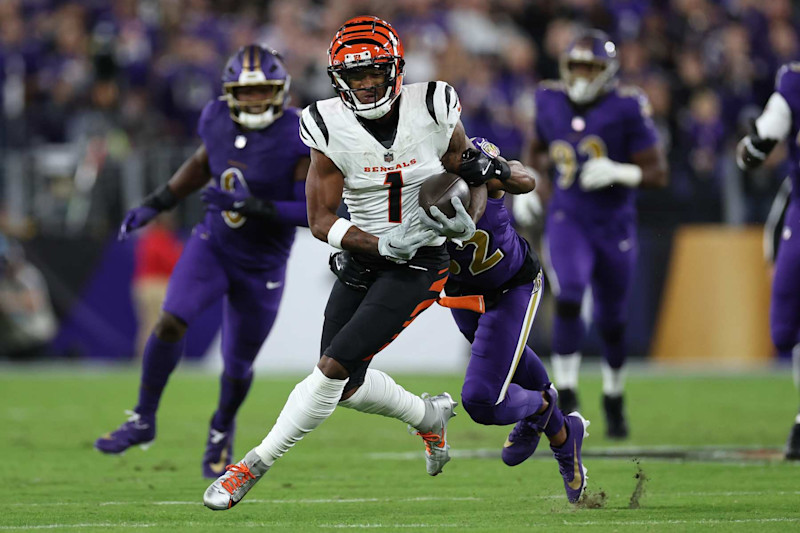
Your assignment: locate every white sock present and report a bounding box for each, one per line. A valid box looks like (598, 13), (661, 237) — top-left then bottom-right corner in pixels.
(601, 362), (626, 396)
(338, 369), (426, 427)
(792, 344), (800, 392)
(551, 352), (581, 389)
(254, 367), (346, 466)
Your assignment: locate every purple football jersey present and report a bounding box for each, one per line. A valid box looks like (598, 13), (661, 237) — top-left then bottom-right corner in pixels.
(534, 82), (659, 219)
(775, 64), (800, 202)
(197, 100), (308, 269)
(447, 197), (530, 289)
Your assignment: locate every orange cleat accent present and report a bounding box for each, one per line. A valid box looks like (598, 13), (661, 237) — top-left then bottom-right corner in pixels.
(220, 463), (256, 494)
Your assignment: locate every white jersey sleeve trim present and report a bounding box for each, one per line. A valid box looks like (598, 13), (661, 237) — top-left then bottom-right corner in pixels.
(755, 92), (792, 142)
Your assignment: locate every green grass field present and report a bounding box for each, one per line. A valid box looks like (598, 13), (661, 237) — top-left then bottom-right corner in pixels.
(3, 367), (800, 532)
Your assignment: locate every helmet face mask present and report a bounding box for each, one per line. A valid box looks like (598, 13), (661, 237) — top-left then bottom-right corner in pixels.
(560, 30), (619, 105)
(221, 45), (290, 130)
(327, 16), (405, 120)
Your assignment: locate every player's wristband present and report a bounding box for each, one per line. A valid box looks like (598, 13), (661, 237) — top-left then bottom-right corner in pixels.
(327, 218), (354, 249)
(142, 183), (178, 211)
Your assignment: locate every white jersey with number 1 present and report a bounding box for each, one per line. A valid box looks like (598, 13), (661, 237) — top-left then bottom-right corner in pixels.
(300, 81), (461, 242)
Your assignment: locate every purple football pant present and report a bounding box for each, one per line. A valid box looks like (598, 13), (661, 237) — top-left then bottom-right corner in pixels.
(163, 229), (286, 378)
(545, 210), (636, 368)
(771, 201), (800, 352)
(452, 280), (550, 426)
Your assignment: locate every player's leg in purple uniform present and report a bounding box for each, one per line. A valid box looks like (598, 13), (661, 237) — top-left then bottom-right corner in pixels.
(455, 283), (550, 426)
(453, 278), (589, 501)
(95, 231), (229, 454)
(590, 218), (637, 439)
(770, 203), (800, 459)
(202, 263), (286, 478)
(544, 211), (594, 412)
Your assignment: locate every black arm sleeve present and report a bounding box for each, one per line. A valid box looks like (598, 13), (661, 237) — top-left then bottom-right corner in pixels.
(142, 183), (178, 211)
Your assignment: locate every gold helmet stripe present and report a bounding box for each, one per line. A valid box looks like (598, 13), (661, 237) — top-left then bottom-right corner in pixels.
(242, 46), (252, 71)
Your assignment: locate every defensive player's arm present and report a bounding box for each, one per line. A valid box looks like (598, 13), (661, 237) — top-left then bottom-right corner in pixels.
(580, 142), (668, 191)
(306, 148), (380, 255)
(118, 144), (211, 238)
(441, 120), (487, 223)
(486, 160), (537, 198)
(736, 91), (792, 170)
(164, 144), (213, 200)
(263, 156), (311, 227)
(631, 144), (668, 189)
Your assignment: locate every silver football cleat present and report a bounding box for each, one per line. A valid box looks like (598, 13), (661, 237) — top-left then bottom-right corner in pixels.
(409, 392), (458, 476)
(203, 449), (270, 510)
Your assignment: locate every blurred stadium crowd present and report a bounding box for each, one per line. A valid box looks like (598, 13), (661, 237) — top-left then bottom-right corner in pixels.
(2, 0), (798, 223)
(0, 0), (797, 358)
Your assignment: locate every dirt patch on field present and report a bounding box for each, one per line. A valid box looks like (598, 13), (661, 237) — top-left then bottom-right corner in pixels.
(628, 458), (648, 509)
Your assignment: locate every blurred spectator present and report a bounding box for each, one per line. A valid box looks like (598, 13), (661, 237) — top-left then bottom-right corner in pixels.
(131, 213), (182, 358)
(681, 87), (725, 222)
(0, 234), (57, 359)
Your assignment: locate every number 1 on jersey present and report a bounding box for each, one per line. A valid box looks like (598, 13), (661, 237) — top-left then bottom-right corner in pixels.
(384, 171), (403, 223)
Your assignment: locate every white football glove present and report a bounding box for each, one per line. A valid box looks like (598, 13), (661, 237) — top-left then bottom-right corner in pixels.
(512, 190), (543, 227)
(417, 197), (476, 242)
(377, 218), (438, 263)
(579, 157), (642, 191)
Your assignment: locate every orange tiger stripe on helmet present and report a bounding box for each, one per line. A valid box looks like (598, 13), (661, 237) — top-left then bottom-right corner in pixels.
(326, 16), (405, 119)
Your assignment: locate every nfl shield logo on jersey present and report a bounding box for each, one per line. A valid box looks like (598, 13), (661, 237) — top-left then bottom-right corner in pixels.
(384, 151), (394, 163)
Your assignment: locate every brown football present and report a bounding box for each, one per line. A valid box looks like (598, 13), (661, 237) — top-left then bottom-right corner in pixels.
(418, 172), (471, 219)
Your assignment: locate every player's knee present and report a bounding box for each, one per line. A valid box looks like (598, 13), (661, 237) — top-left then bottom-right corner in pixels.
(461, 381), (499, 425)
(555, 299), (582, 319)
(153, 312), (188, 343)
(462, 398), (498, 425)
(317, 354), (351, 380)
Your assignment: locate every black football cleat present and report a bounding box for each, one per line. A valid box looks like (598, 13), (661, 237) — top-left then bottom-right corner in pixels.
(558, 388), (579, 415)
(603, 394), (629, 439)
(785, 422), (800, 460)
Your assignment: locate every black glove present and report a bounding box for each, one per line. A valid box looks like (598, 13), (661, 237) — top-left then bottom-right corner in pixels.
(329, 251), (376, 292)
(234, 196), (278, 220)
(736, 119), (778, 171)
(202, 184), (278, 221)
(459, 148), (511, 187)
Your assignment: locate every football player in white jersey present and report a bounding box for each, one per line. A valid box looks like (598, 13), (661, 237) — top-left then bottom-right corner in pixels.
(203, 16), (535, 510)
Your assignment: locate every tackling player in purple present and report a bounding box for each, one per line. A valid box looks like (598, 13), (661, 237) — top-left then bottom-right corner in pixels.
(95, 45), (311, 477)
(422, 137), (590, 503)
(530, 30), (667, 438)
(736, 62), (800, 460)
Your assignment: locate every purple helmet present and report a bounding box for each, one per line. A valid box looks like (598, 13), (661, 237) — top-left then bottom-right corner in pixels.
(221, 44), (290, 129)
(559, 30), (619, 104)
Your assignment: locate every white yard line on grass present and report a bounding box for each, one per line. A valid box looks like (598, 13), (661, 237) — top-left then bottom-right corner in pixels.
(320, 525), (461, 529)
(9, 496), (483, 508)
(4, 518), (799, 531)
(14, 491), (800, 508)
(11, 490), (800, 509)
(0, 524), (155, 531)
